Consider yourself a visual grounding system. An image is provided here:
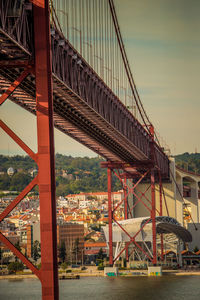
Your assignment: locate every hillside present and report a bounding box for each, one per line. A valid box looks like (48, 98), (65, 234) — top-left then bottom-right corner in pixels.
(174, 152), (200, 174)
(1, 153), (199, 195)
(0, 154), (121, 195)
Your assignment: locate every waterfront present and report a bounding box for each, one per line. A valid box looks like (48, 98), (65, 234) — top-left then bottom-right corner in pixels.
(0, 276), (200, 300)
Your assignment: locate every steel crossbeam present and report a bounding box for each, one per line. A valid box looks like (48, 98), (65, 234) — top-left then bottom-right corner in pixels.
(0, 68), (32, 105)
(106, 165), (156, 264)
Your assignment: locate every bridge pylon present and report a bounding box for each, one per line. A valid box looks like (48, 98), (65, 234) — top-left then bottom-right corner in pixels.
(0, 1), (59, 299)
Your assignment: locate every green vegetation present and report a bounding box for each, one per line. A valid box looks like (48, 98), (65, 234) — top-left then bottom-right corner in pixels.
(59, 241), (66, 263)
(14, 241), (21, 262)
(8, 261), (24, 274)
(0, 154), (122, 195)
(73, 238), (80, 264)
(0, 152), (199, 195)
(0, 173), (33, 192)
(175, 152), (200, 174)
(0, 155), (36, 172)
(97, 248), (104, 260)
(60, 262), (68, 270)
(32, 240), (41, 263)
(193, 246), (199, 253)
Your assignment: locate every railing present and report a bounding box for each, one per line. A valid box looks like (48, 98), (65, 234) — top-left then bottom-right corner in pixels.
(0, 0), (33, 54)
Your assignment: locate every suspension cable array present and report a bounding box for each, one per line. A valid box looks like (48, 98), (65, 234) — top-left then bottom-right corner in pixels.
(51, 0), (167, 147)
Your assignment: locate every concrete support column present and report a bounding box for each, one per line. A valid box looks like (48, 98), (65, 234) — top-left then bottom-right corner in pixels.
(177, 239), (183, 267)
(176, 175), (184, 225)
(189, 181), (198, 223)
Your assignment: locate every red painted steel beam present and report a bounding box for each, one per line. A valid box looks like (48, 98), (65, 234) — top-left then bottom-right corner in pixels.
(0, 60), (34, 68)
(0, 68), (32, 105)
(113, 217), (153, 262)
(135, 185), (160, 215)
(0, 54), (43, 292)
(132, 188), (151, 213)
(151, 168), (157, 265)
(33, 1), (59, 299)
(0, 120), (38, 162)
(0, 232), (41, 280)
(0, 176), (38, 222)
(124, 175), (128, 220)
(107, 166), (154, 263)
(108, 166), (156, 262)
(107, 167), (113, 266)
(159, 172), (164, 261)
(150, 125), (157, 265)
(123, 174), (129, 261)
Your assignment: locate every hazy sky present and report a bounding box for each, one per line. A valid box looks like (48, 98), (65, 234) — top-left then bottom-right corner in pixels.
(0, 0), (200, 156)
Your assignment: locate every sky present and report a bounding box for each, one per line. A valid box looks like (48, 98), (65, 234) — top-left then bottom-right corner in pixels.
(0, 0), (200, 157)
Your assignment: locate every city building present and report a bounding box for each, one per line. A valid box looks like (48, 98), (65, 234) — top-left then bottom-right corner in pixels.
(7, 167), (15, 176)
(84, 242), (107, 263)
(57, 223), (84, 263)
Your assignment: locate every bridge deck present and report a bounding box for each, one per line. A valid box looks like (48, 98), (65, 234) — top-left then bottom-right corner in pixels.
(0, 2), (169, 177)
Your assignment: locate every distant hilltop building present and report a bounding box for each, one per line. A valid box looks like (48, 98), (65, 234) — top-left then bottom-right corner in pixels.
(30, 169), (38, 177)
(7, 167), (15, 176)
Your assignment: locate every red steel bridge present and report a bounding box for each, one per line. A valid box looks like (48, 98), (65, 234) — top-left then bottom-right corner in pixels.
(0, 0), (170, 299)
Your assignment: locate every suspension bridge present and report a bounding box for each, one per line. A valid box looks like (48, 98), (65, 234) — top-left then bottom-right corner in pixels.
(0, 0), (181, 299)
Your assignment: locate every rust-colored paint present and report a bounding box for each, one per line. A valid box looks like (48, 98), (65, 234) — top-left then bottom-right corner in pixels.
(107, 167), (113, 266)
(0, 68), (31, 105)
(33, 0), (59, 298)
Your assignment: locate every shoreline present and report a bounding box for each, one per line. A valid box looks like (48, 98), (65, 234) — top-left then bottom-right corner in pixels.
(1, 270), (200, 280)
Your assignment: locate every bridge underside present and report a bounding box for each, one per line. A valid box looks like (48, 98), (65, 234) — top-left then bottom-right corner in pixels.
(0, 35), (145, 160)
(0, 67), (146, 162)
(0, 7), (169, 178)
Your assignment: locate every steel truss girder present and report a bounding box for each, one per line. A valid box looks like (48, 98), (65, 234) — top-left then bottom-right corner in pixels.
(0, 0), (32, 56)
(0, 0), (169, 177)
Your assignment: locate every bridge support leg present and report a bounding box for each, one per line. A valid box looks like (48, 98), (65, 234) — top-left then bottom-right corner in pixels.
(102, 161), (158, 265)
(124, 175), (129, 262)
(107, 167), (113, 266)
(33, 0), (59, 299)
(151, 168), (157, 265)
(159, 177), (164, 261)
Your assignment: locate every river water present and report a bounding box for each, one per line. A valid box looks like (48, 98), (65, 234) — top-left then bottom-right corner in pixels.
(0, 276), (200, 300)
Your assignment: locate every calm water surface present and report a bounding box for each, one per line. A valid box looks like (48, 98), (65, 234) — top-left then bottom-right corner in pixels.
(0, 276), (200, 300)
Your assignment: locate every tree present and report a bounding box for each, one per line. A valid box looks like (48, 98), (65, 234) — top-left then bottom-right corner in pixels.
(60, 262), (68, 270)
(14, 241), (21, 262)
(97, 248), (104, 260)
(8, 261), (24, 274)
(73, 238), (80, 264)
(32, 240), (41, 263)
(0, 174), (10, 190)
(10, 173), (32, 191)
(59, 241), (66, 263)
(193, 246), (199, 253)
